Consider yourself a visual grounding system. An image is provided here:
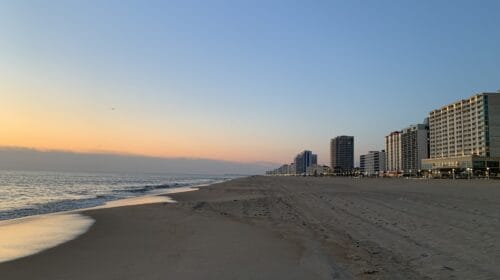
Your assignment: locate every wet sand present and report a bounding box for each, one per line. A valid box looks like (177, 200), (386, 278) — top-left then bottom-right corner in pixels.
(1, 176), (499, 279)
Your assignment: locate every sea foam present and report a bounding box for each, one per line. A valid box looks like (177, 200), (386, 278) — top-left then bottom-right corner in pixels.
(0, 213), (94, 263)
(0, 186), (200, 263)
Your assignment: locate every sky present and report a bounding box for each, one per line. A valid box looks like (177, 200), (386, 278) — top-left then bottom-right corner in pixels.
(1, 0), (499, 166)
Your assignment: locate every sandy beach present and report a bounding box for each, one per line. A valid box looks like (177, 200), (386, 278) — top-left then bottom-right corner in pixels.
(1, 176), (500, 279)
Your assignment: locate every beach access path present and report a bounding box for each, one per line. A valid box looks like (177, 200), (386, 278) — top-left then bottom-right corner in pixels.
(1, 176), (499, 279)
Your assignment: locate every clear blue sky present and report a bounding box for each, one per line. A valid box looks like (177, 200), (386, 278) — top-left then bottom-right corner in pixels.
(1, 0), (499, 165)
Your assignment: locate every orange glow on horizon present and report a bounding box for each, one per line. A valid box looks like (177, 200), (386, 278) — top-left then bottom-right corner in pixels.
(0, 109), (284, 164)
(1, 86), (288, 164)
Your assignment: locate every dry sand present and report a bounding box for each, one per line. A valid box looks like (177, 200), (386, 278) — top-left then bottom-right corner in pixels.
(1, 176), (499, 279)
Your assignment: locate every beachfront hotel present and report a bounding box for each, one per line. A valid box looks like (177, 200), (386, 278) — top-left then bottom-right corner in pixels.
(330, 136), (354, 173)
(294, 150), (318, 175)
(385, 131), (402, 174)
(401, 123), (429, 175)
(385, 122), (429, 176)
(360, 150), (386, 176)
(422, 92), (500, 177)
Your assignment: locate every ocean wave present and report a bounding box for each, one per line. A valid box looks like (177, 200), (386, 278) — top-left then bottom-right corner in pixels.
(116, 183), (171, 193)
(0, 196), (113, 221)
(0, 171), (235, 221)
(1, 183), (196, 220)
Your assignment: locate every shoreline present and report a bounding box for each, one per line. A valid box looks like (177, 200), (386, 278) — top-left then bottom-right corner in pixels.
(0, 178), (229, 223)
(1, 176), (499, 279)
(0, 180), (224, 263)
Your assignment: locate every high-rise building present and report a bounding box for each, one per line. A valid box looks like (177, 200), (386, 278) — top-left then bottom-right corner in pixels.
(422, 92), (500, 176)
(294, 150), (318, 175)
(312, 154), (318, 166)
(401, 123), (429, 175)
(360, 154), (366, 173)
(385, 131), (402, 173)
(360, 150), (386, 176)
(330, 136), (354, 173)
(385, 123), (429, 175)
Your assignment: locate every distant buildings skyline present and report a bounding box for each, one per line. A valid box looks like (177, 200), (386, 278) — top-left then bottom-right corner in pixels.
(268, 91), (500, 178)
(267, 150), (324, 176)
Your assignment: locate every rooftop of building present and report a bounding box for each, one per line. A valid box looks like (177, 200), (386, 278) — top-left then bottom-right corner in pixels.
(331, 135), (354, 139)
(429, 91), (500, 114)
(386, 131), (401, 136)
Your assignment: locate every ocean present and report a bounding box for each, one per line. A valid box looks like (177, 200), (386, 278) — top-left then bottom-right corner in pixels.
(0, 170), (235, 221)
